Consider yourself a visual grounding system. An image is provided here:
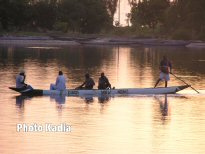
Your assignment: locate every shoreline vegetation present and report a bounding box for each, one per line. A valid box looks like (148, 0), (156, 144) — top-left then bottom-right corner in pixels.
(1, 32), (205, 48)
(1, 0), (205, 48)
(1, 0), (205, 45)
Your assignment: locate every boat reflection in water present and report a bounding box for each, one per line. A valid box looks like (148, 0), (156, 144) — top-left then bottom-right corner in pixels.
(98, 96), (111, 103)
(155, 94), (169, 117)
(50, 95), (66, 111)
(84, 96), (94, 103)
(15, 95), (31, 108)
(81, 95), (111, 103)
(160, 94), (169, 116)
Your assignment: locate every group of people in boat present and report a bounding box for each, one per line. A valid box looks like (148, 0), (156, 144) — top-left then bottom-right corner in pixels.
(50, 71), (111, 90)
(15, 56), (172, 90)
(16, 70), (111, 91)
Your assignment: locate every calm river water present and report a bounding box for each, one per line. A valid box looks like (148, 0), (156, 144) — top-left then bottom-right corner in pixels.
(0, 45), (205, 154)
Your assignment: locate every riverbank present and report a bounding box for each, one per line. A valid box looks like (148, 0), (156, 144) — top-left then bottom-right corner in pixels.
(1, 34), (205, 48)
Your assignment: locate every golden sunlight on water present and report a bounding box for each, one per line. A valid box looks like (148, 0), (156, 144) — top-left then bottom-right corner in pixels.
(1, 95), (205, 154)
(117, 47), (132, 87)
(0, 45), (205, 153)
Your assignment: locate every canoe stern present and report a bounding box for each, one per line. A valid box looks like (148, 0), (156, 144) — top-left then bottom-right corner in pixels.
(176, 85), (190, 92)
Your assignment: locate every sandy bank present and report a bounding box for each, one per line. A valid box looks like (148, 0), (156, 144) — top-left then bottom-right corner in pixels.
(0, 39), (79, 46)
(1, 36), (204, 47)
(186, 42), (205, 48)
(0, 36), (79, 46)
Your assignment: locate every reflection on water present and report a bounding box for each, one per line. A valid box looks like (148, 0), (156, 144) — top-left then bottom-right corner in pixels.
(84, 97), (94, 103)
(155, 94), (169, 117)
(1, 46), (205, 91)
(50, 94), (66, 112)
(15, 95), (26, 108)
(80, 96), (111, 104)
(98, 96), (111, 103)
(15, 95), (33, 108)
(0, 45), (205, 154)
(50, 95), (66, 104)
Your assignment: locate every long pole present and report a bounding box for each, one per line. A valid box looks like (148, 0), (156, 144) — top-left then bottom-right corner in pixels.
(170, 73), (200, 94)
(117, 45), (119, 82)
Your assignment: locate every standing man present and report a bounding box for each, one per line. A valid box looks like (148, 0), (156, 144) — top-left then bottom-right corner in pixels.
(98, 72), (111, 89)
(50, 71), (66, 91)
(154, 56), (172, 88)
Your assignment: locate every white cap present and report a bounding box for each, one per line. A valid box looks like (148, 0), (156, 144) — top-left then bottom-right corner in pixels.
(19, 68), (25, 74)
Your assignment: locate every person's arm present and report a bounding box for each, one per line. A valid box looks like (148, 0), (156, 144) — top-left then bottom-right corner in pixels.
(20, 75), (27, 86)
(20, 75), (26, 85)
(22, 74), (26, 83)
(106, 77), (111, 88)
(79, 81), (86, 88)
(20, 77), (24, 84)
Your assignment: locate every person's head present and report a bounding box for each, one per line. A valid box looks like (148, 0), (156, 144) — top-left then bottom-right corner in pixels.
(19, 69), (25, 75)
(101, 72), (105, 77)
(59, 71), (63, 75)
(85, 73), (90, 79)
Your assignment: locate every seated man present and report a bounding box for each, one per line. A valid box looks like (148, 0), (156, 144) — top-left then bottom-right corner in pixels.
(16, 69), (33, 90)
(50, 71), (66, 91)
(16, 70), (27, 88)
(98, 72), (111, 89)
(77, 73), (95, 89)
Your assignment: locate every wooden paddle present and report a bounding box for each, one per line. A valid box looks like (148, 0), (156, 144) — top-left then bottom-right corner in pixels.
(170, 72), (200, 93)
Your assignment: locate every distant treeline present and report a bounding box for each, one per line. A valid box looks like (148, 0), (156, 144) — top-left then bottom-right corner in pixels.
(0, 0), (205, 40)
(0, 0), (114, 33)
(131, 0), (205, 40)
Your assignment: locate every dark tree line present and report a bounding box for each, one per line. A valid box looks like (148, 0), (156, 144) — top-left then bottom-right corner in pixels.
(1, 0), (204, 39)
(0, 0), (113, 33)
(130, 0), (205, 39)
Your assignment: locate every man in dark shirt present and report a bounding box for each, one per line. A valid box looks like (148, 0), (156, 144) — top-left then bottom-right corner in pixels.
(154, 56), (172, 88)
(98, 72), (111, 89)
(78, 73), (95, 89)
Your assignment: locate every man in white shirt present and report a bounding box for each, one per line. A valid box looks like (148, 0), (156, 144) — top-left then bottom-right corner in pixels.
(16, 70), (27, 88)
(50, 71), (66, 91)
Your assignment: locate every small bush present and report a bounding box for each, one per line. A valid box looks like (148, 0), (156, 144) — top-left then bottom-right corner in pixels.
(197, 32), (205, 41)
(53, 22), (68, 33)
(0, 24), (2, 32)
(171, 28), (192, 40)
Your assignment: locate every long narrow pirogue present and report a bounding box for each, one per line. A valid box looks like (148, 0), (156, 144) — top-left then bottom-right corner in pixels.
(9, 85), (190, 96)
